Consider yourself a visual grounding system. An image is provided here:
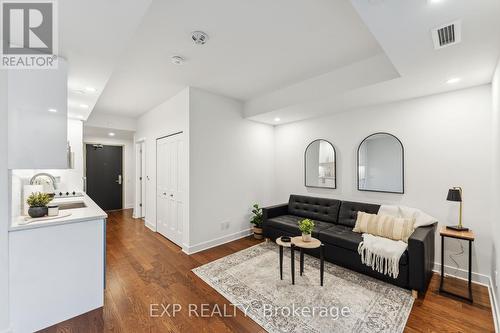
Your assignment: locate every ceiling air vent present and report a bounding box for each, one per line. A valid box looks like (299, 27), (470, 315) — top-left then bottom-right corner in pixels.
(432, 20), (461, 49)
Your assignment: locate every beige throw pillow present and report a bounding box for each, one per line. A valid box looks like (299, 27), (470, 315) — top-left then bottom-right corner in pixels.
(353, 212), (416, 243)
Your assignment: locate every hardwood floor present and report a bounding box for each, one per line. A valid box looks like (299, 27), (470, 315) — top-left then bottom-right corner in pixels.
(40, 209), (495, 333)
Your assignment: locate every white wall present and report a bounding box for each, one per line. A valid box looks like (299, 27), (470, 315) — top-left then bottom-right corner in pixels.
(0, 70), (10, 332)
(274, 85), (493, 281)
(135, 88), (190, 233)
(83, 136), (135, 209)
(491, 57), (500, 323)
(188, 88), (275, 251)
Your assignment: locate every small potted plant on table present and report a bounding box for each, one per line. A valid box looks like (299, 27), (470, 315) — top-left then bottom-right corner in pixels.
(26, 192), (52, 218)
(250, 203), (263, 239)
(298, 219), (315, 242)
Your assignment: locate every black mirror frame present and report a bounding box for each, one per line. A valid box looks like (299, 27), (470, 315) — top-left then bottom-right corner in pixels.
(304, 139), (337, 189)
(357, 132), (404, 194)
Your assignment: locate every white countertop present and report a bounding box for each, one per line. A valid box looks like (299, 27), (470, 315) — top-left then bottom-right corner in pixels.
(10, 194), (108, 232)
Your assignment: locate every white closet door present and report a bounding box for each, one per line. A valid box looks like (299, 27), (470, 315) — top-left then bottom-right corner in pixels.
(156, 133), (185, 246)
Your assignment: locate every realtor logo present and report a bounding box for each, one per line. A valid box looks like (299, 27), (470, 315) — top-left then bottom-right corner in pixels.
(1, 0), (58, 68)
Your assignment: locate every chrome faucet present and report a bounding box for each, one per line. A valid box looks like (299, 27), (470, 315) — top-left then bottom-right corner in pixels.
(30, 173), (58, 190)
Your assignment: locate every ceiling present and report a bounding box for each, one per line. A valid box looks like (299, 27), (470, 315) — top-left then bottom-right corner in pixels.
(247, 0), (500, 123)
(83, 126), (135, 141)
(92, 0), (385, 117)
(62, 0), (500, 124)
(59, 0), (152, 120)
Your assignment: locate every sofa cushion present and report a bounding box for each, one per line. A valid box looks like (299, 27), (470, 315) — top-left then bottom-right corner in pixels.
(319, 224), (408, 265)
(288, 194), (341, 223)
(266, 215), (334, 237)
(337, 201), (380, 227)
(319, 224), (363, 251)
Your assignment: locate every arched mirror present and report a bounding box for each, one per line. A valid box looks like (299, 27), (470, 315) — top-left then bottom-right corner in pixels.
(357, 133), (404, 193)
(305, 139), (336, 189)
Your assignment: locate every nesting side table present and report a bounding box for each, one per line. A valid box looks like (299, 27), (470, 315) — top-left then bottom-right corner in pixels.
(276, 236), (325, 286)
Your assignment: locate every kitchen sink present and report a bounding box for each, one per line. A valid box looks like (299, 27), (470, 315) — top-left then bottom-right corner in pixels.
(58, 201), (87, 210)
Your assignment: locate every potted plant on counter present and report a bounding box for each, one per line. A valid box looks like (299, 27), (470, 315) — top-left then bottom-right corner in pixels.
(250, 203), (263, 240)
(298, 219), (315, 242)
(26, 192), (52, 218)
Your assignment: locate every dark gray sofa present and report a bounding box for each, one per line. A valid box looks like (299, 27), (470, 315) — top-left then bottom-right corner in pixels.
(262, 194), (436, 293)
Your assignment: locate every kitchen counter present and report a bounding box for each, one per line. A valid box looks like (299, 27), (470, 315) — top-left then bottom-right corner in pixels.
(9, 193), (107, 332)
(10, 193), (107, 232)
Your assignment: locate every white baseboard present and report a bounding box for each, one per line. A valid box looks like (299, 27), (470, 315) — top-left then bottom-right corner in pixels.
(182, 229), (252, 255)
(432, 262), (490, 286)
(488, 276), (499, 333)
(433, 263), (498, 332)
(125, 203), (134, 209)
(144, 219), (156, 232)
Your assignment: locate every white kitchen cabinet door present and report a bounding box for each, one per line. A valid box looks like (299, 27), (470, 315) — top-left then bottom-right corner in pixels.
(7, 59), (68, 169)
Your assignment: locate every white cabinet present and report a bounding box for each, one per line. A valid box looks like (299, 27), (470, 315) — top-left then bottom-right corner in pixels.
(9, 219), (105, 332)
(7, 60), (68, 169)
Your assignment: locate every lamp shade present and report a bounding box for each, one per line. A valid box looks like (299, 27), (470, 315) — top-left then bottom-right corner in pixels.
(447, 188), (462, 202)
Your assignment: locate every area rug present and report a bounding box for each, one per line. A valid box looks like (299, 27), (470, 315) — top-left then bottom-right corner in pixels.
(193, 242), (414, 333)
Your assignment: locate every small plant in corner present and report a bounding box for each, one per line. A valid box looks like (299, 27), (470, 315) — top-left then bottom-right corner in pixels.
(250, 203), (263, 240)
(298, 219), (315, 242)
(26, 192), (52, 218)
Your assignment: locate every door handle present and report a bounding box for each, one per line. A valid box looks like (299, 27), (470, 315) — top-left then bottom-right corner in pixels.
(116, 175), (122, 185)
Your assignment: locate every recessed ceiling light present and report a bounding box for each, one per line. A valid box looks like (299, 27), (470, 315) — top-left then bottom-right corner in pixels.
(108, 132), (115, 137)
(274, 117), (281, 122)
(85, 87), (97, 93)
(191, 31), (209, 45)
(171, 55), (185, 65)
(48, 108), (57, 113)
(79, 104), (90, 109)
(428, 0), (443, 4)
(446, 77), (461, 84)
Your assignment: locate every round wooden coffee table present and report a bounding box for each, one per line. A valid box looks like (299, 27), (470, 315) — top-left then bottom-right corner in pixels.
(276, 236), (325, 286)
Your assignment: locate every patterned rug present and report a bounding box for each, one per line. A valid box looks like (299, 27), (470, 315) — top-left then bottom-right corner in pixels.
(193, 242), (414, 333)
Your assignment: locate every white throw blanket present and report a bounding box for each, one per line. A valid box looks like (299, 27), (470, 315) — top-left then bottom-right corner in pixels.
(358, 234), (408, 279)
(357, 205), (437, 278)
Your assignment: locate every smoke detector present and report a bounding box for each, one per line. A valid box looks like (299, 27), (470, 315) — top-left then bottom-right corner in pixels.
(432, 20), (462, 49)
(171, 55), (185, 65)
(191, 31), (209, 45)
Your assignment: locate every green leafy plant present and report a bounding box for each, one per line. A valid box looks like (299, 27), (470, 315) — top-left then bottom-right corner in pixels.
(250, 203), (263, 227)
(26, 192), (52, 208)
(298, 219), (315, 235)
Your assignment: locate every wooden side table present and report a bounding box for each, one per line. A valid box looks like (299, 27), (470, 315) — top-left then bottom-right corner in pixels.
(439, 227), (475, 302)
(276, 237), (293, 283)
(276, 236), (324, 286)
(291, 237), (325, 286)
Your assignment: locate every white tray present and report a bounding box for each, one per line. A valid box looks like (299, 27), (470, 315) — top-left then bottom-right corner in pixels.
(20, 212), (72, 225)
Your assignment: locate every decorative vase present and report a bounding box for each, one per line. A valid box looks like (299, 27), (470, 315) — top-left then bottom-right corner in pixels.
(302, 233), (312, 242)
(253, 226), (263, 240)
(28, 206), (48, 218)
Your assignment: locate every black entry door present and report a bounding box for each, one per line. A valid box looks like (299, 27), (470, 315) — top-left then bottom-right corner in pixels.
(86, 144), (123, 211)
